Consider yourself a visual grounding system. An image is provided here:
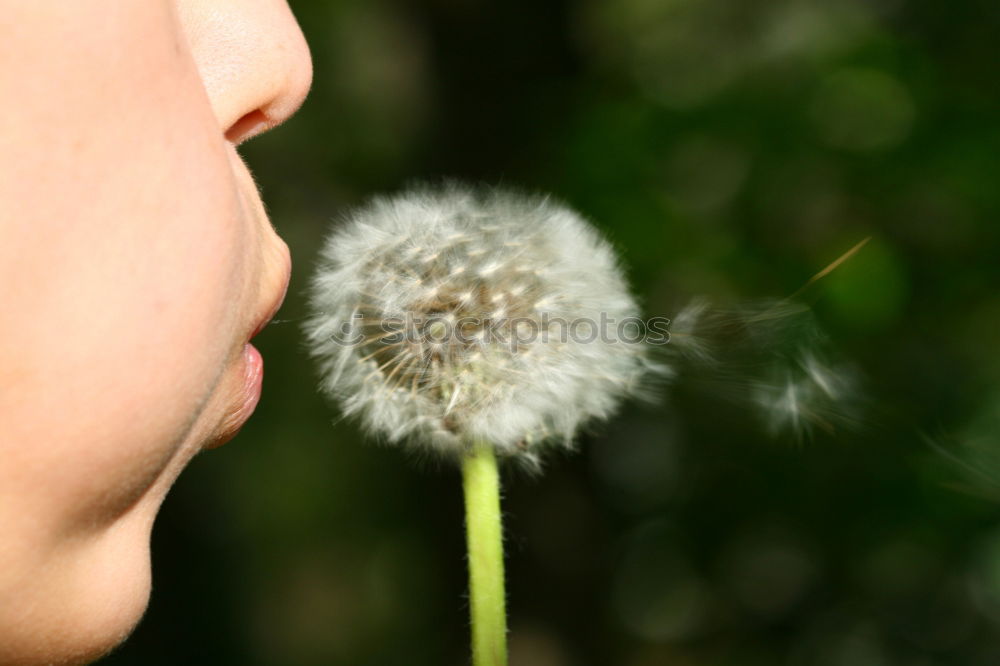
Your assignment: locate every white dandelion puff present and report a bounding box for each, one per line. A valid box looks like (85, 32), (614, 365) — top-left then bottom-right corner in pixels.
(305, 183), (658, 465)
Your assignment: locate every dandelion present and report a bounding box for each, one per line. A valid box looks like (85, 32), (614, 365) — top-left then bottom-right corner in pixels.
(306, 183), (657, 666)
(306, 183), (654, 465)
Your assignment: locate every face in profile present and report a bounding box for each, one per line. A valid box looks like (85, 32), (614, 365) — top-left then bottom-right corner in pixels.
(0, 1), (312, 663)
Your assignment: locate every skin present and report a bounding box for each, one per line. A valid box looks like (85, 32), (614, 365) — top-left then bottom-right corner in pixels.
(0, 1), (312, 663)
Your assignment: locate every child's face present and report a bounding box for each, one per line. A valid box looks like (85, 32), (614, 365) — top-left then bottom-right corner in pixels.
(0, 1), (311, 663)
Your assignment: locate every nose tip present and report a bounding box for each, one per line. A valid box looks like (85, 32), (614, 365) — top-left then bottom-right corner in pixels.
(226, 27), (313, 144)
(180, 0), (314, 145)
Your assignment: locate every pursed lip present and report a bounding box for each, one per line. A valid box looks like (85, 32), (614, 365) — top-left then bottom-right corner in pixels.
(206, 242), (291, 450)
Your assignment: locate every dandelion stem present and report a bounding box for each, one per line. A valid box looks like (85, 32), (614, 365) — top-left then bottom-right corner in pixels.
(462, 444), (508, 666)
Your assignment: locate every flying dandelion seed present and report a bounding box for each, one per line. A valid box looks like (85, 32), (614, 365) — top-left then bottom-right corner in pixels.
(666, 298), (862, 441)
(305, 183), (660, 467)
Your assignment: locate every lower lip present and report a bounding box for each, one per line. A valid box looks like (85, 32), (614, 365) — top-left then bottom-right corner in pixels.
(239, 343), (265, 418)
(225, 342), (264, 439)
(206, 344), (264, 449)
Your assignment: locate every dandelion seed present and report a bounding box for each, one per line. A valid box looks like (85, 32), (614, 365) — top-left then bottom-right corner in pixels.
(749, 347), (859, 440)
(666, 298), (860, 441)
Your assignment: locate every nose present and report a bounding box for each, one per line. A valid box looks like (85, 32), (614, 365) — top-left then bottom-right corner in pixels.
(176, 0), (314, 144)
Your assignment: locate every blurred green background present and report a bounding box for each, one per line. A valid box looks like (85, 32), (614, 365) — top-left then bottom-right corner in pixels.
(102, 0), (1000, 664)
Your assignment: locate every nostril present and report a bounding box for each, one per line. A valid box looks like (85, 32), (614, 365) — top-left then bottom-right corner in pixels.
(225, 109), (272, 145)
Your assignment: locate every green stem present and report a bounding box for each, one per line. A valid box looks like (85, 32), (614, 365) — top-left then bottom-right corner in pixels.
(461, 444), (508, 666)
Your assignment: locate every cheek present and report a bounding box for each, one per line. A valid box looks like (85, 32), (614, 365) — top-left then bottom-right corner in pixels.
(1, 114), (254, 537)
(49, 150), (251, 526)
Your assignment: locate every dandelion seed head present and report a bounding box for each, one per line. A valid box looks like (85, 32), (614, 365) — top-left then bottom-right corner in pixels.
(306, 184), (655, 465)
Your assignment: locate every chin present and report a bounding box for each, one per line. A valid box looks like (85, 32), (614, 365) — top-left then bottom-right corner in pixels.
(59, 574), (151, 666)
(0, 513), (154, 666)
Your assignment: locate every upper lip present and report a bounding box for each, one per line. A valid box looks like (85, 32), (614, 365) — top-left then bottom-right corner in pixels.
(249, 249), (292, 341)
